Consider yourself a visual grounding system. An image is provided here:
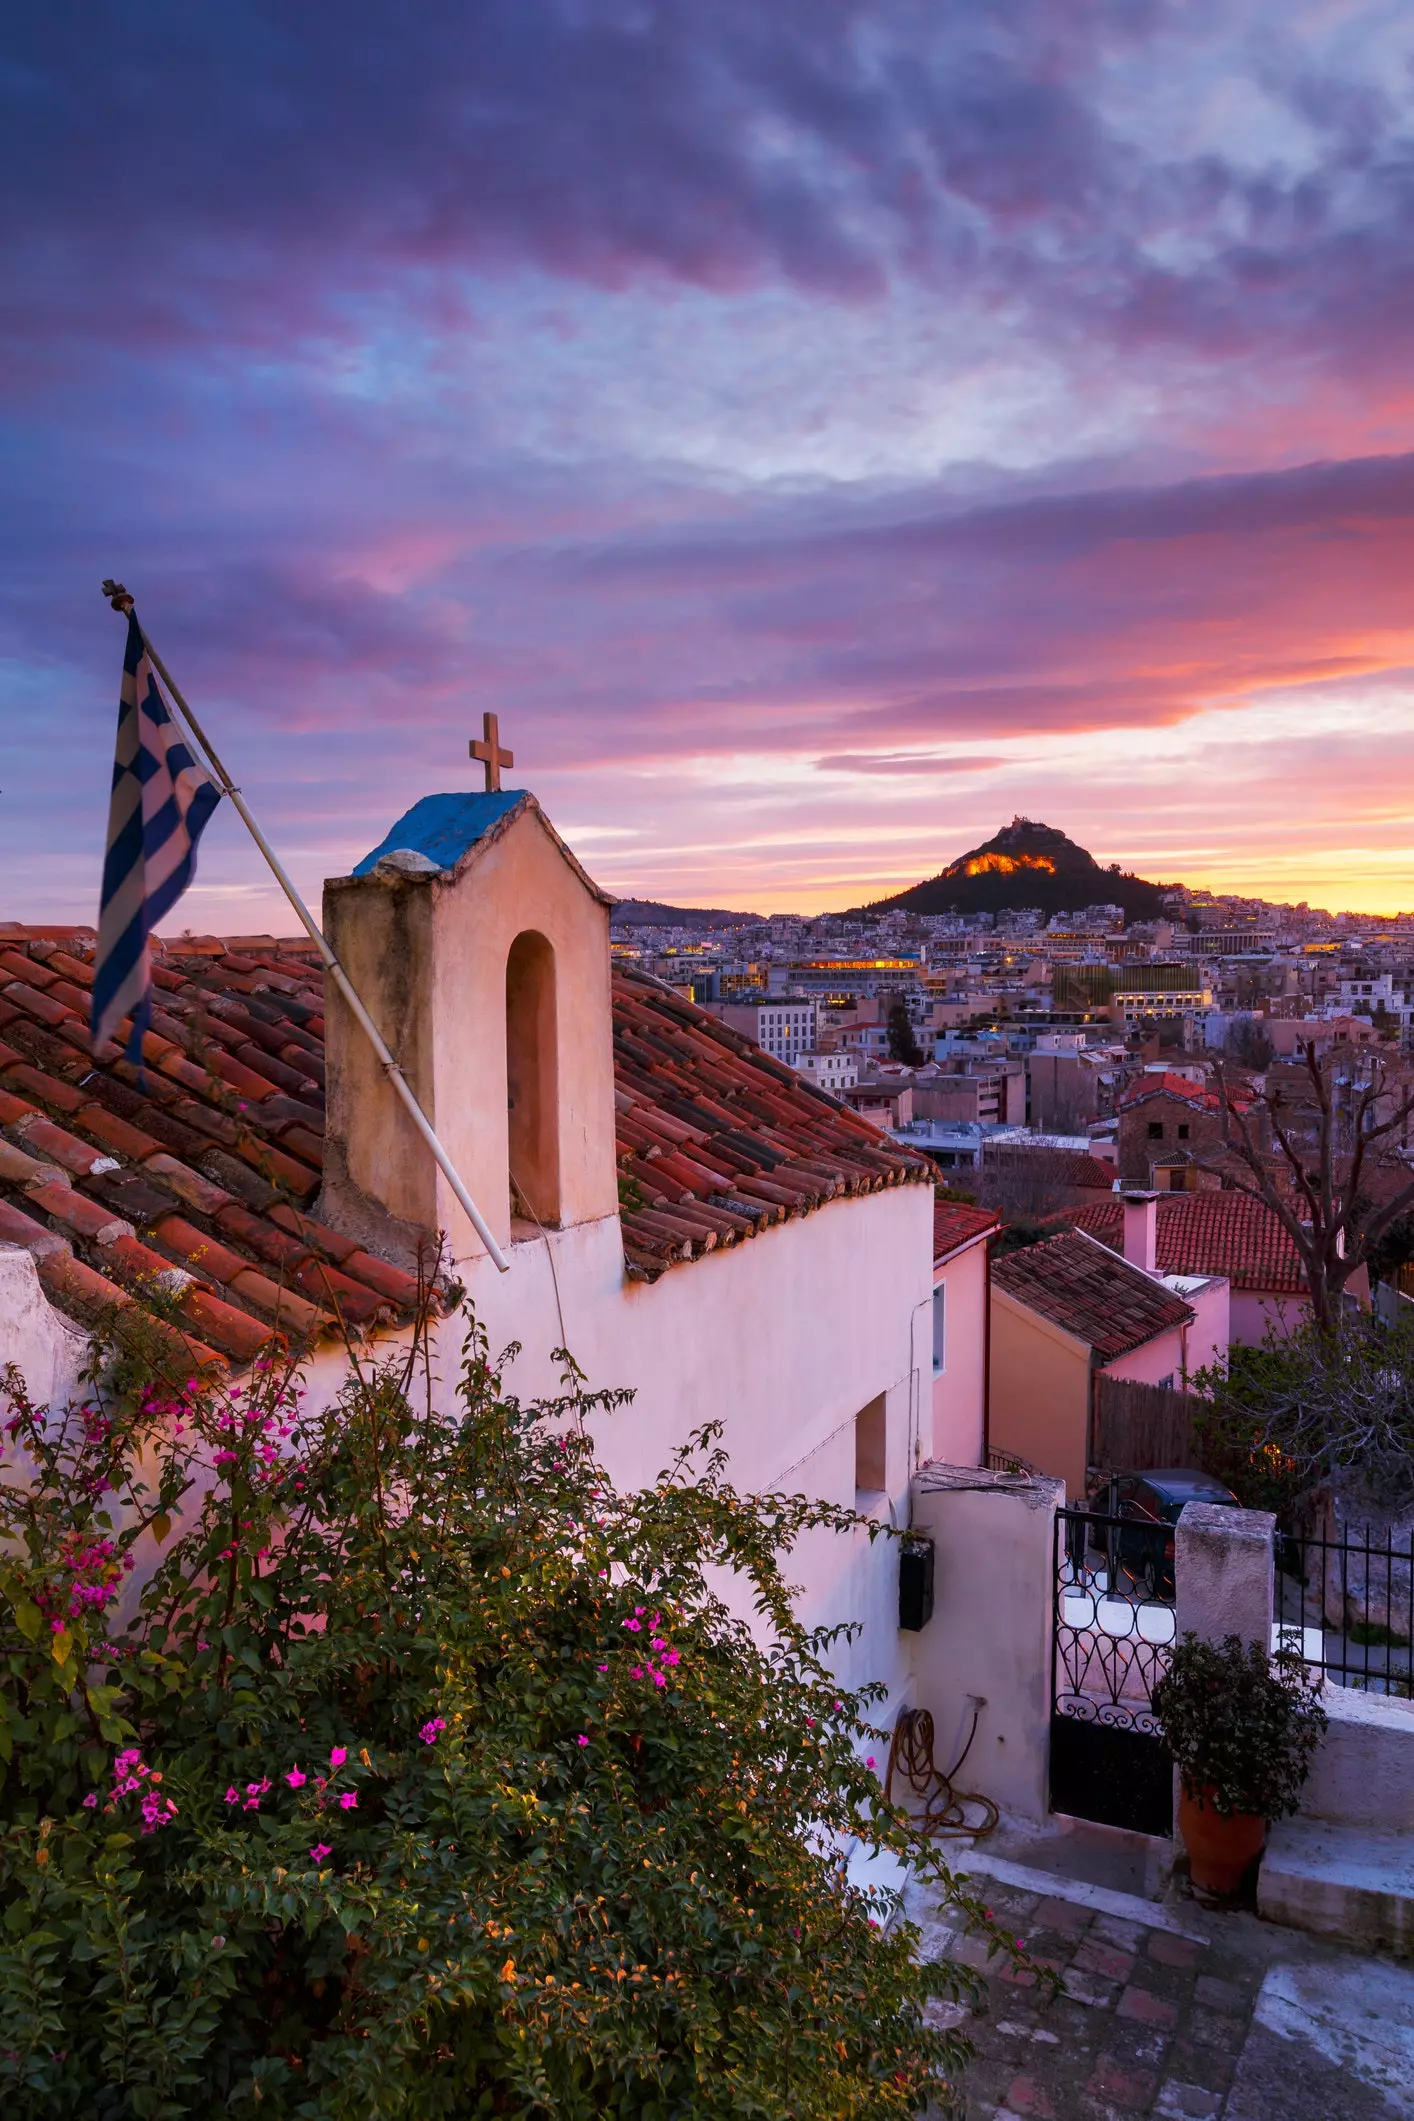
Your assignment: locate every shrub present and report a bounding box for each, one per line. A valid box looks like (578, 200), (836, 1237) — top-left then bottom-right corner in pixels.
(1192, 1316), (1414, 1516)
(1152, 1633), (1327, 1820)
(0, 1308), (1012, 2117)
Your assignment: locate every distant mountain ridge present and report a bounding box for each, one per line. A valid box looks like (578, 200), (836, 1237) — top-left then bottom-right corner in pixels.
(852, 818), (1171, 921)
(609, 898), (762, 929)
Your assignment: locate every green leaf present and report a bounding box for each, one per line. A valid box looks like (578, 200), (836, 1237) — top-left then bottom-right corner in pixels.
(10, 1599), (41, 1645)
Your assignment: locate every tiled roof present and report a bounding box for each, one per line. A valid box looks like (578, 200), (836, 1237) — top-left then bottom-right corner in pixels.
(0, 938), (927, 1358)
(933, 1199), (1000, 1262)
(1119, 1072), (1220, 1111)
(1069, 1192), (1307, 1294)
(613, 969), (929, 1277)
(992, 1229), (1193, 1363)
(0, 935), (422, 1373)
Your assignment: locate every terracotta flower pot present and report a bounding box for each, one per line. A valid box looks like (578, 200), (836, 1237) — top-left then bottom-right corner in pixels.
(1177, 1786), (1266, 1895)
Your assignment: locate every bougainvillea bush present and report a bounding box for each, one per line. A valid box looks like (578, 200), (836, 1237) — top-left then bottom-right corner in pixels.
(0, 1308), (1012, 2118)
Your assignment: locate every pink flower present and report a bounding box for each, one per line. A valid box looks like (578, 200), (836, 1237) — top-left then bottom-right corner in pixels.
(576, 1734), (589, 1747)
(622, 1618), (642, 1632)
(309, 1843), (332, 1864)
(285, 1767), (307, 1788)
(224, 1786), (238, 1805)
(866, 1757), (876, 1769)
(652, 1673), (667, 1688)
(338, 1791), (358, 1810)
(629, 1666), (642, 1679)
(418, 1718), (447, 1745)
(596, 1664), (608, 1672)
(81, 1792), (98, 1809)
(329, 1746), (347, 1769)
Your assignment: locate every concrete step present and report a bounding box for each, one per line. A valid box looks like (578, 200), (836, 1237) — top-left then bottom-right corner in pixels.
(1258, 1817), (1414, 1955)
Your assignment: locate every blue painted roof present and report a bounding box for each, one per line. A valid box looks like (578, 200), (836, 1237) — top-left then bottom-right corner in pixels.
(352, 791), (527, 877)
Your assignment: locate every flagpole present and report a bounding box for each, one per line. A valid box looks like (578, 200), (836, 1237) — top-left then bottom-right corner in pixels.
(100, 581), (511, 1275)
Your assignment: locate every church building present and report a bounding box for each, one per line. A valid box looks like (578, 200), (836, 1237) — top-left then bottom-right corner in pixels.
(0, 761), (959, 1721)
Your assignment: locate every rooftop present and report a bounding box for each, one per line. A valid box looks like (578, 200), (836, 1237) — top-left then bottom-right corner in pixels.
(1069, 1191), (1307, 1294)
(933, 1199), (1000, 1262)
(613, 969), (927, 1275)
(1118, 1070), (1223, 1113)
(991, 1228), (1194, 1362)
(0, 936), (926, 1368)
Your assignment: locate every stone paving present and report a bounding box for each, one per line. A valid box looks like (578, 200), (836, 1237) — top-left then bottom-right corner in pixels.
(905, 1866), (1414, 2120)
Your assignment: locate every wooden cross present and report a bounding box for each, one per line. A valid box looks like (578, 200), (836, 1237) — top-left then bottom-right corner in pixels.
(470, 711), (515, 793)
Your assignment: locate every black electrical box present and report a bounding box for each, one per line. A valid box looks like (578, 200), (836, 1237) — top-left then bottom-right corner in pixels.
(898, 1534), (935, 1632)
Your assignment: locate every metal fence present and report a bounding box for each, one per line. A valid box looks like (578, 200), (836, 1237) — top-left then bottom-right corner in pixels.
(986, 1447), (1040, 1476)
(1276, 1524), (1414, 1699)
(1050, 1503), (1174, 1835)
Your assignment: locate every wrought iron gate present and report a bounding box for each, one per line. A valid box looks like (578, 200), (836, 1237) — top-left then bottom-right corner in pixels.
(1051, 1504), (1174, 1836)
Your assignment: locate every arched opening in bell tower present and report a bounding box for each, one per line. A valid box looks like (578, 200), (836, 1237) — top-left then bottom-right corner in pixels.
(505, 929), (561, 1226)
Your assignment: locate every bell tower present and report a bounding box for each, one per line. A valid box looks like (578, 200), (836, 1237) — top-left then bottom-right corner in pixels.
(320, 789), (619, 1267)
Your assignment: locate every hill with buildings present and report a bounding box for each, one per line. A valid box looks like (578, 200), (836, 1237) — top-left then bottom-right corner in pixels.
(607, 898), (762, 929)
(852, 818), (1171, 923)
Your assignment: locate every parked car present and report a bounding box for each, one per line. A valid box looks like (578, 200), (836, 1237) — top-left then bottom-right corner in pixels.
(1082, 1469), (1242, 1600)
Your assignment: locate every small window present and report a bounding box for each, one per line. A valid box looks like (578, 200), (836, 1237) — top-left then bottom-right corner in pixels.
(932, 1284), (946, 1372)
(1157, 1374), (1175, 1393)
(1148, 1121), (1164, 1140)
(855, 1393), (887, 1494)
(1177, 1123), (1190, 1140)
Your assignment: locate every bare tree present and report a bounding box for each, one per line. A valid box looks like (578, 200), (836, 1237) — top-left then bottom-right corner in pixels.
(1209, 1044), (1414, 1334)
(979, 1142), (1089, 1226)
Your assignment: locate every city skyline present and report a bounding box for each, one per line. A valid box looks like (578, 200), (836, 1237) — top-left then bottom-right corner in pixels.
(6, 6), (1414, 924)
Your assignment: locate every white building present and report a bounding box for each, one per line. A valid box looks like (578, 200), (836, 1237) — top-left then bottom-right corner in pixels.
(702, 997), (817, 1065)
(794, 1049), (858, 1094)
(0, 787), (954, 1727)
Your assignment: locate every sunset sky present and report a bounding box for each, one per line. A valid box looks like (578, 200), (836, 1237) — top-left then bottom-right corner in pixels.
(6, 3), (1414, 925)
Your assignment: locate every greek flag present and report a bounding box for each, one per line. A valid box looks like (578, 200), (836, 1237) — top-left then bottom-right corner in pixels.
(91, 615), (221, 1057)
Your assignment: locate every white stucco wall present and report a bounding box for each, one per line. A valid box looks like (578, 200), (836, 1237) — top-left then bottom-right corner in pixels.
(930, 1238), (988, 1470)
(910, 1464), (1062, 1822)
(0, 1246), (88, 1410)
(299, 1181), (937, 1720)
(1297, 1685), (1414, 1833)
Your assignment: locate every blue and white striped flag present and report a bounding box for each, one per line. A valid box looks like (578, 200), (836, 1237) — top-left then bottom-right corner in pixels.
(91, 615), (221, 1057)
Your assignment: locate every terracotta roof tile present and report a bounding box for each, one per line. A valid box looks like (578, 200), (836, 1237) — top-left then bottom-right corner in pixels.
(0, 938), (928, 1351)
(1069, 1191), (1307, 1294)
(0, 935), (403, 1368)
(933, 1200), (1000, 1261)
(1118, 1071), (1230, 1114)
(992, 1228), (1194, 1362)
(612, 967), (928, 1279)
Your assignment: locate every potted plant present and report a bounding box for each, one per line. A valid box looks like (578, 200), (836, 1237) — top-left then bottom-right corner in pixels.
(1152, 1633), (1328, 1895)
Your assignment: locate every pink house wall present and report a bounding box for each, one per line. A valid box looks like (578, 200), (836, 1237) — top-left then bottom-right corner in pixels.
(930, 1238), (989, 1468)
(1230, 1288), (1313, 1346)
(1103, 1323), (1190, 1391)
